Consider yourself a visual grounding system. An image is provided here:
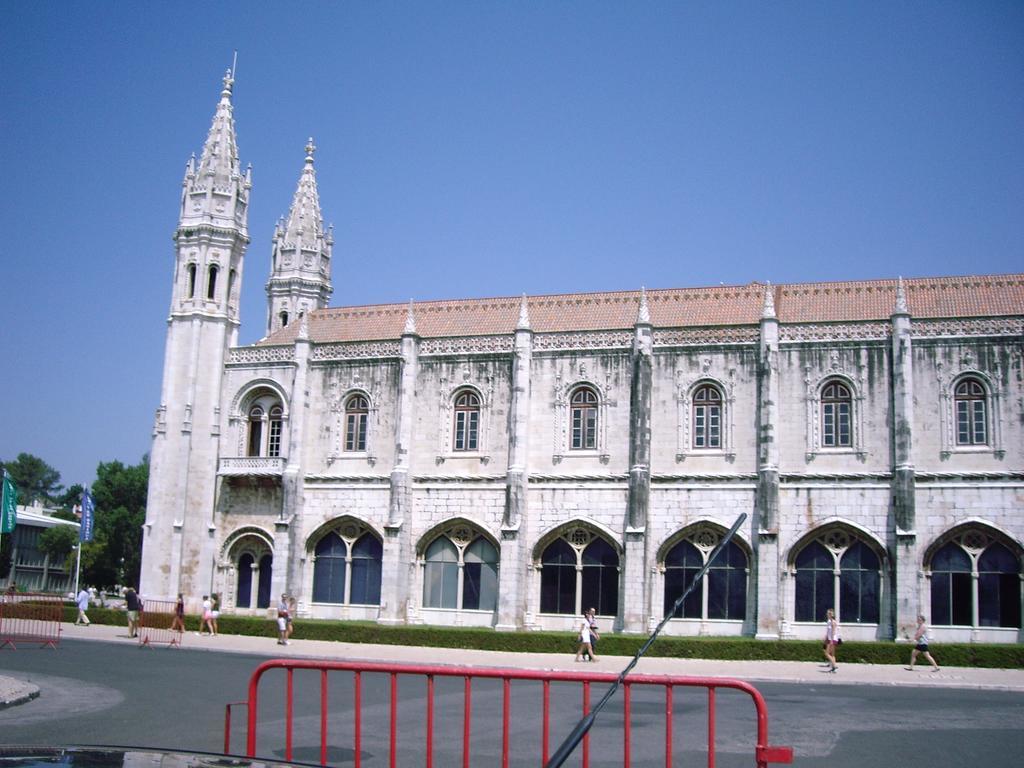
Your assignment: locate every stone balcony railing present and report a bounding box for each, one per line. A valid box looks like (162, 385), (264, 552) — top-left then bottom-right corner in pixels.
(218, 456), (287, 477)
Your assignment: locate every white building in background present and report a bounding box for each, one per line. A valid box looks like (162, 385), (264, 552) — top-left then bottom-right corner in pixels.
(140, 72), (1024, 643)
(1, 502), (80, 593)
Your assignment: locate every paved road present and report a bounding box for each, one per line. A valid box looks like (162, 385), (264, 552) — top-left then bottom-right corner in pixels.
(0, 631), (1022, 766)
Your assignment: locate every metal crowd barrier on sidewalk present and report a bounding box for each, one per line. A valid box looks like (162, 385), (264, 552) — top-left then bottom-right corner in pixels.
(0, 592), (63, 649)
(136, 598), (182, 648)
(224, 658), (793, 768)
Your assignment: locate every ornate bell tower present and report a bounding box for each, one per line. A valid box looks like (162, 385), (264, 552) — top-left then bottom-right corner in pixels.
(141, 69), (252, 602)
(266, 139), (333, 335)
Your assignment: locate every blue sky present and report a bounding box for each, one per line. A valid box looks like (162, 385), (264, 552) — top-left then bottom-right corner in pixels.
(1, 2), (1021, 490)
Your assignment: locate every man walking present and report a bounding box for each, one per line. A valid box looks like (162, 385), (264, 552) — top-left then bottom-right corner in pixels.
(75, 587), (91, 625)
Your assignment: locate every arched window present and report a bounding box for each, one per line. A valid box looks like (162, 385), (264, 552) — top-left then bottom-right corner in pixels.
(422, 526), (498, 611)
(820, 380), (852, 447)
(539, 528), (618, 616)
(312, 525), (383, 606)
(280, 310), (289, 328)
(345, 395), (369, 452)
(453, 390), (480, 451)
(247, 406), (264, 457)
(692, 385), (722, 449)
(236, 553), (254, 608)
(570, 387), (599, 450)
(794, 531), (880, 624)
(664, 531), (747, 620)
(244, 392), (286, 458)
(207, 264), (219, 300)
(931, 534), (1020, 628)
(187, 264), (197, 299)
(954, 378), (988, 446)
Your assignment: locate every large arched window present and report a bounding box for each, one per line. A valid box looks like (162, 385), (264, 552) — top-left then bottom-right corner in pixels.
(664, 529), (747, 620)
(244, 392), (286, 458)
(187, 263), (197, 299)
(422, 525), (498, 611)
(236, 553), (254, 608)
(692, 384), (723, 449)
(954, 378), (988, 446)
(539, 527), (618, 616)
(229, 533), (273, 610)
(820, 380), (852, 448)
(570, 387), (599, 450)
(345, 395), (369, 452)
(452, 390), (480, 452)
(257, 554), (272, 609)
(311, 524), (382, 606)
(794, 530), (880, 624)
(931, 533), (1020, 628)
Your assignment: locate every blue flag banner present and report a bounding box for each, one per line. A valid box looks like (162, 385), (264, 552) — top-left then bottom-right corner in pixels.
(1, 470), (17, 534)
(80, 488), (95, 542)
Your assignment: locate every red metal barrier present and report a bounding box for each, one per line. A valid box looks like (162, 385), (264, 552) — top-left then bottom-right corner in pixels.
(0, 592), (63, 649)
(225, 659), (793, 768)
(136, 598), (182, 648)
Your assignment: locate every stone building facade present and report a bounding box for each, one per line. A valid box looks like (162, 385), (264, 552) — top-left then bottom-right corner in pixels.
(140, 73), (1024, 643)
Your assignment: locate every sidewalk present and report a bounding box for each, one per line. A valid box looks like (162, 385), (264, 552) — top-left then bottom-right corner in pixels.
(2, 621), (1022, 707)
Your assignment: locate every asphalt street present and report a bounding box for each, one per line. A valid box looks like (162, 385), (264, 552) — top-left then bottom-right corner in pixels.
(0, 636), (1022, 767)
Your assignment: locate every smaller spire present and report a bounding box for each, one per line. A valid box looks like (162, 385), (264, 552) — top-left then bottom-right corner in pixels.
(305, 137), (316, 164)
(516, 294), (531, 330)
(297, 312), (309, 341)
(403, 299), (417, 335)
(221, 68), (234, 100)
(894, 276), (909, 314)
(761, 281), (776, 319)
(636, 287), (651, 324)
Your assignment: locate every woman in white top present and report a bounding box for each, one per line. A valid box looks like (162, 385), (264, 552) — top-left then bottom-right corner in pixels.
(575, 615), (597, 662)
(907, 615), (940, 671)
(823, 608), (840, 672)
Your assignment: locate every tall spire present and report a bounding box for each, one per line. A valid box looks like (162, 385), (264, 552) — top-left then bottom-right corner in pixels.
(179, 68), (250, 236)
(516, 294), (531, 330)
(761, 281), (776, 319)
(636, 286), (651, 325)
(266, 138), (334, 335)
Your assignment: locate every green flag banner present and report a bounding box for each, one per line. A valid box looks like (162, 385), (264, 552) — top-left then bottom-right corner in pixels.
(1, 470), (17, 534)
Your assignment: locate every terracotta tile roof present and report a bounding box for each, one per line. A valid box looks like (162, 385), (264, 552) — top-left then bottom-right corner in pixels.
(257, 273), (1024, 345)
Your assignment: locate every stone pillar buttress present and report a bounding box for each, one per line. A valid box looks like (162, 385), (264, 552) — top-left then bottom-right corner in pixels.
(755, 284), (781, 638)
(381, 312), (418, 625)
(890, 279), (916, 641)
(497, 298), (533, 631)
(623, 293), (653, 633)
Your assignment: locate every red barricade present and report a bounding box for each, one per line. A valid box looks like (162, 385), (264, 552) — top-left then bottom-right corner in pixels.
(136, 598), (182, 648)
(225, 659), (793, 768)
(0, 592), (63, 649)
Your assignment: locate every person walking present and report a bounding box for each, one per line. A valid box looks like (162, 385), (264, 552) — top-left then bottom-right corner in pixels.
(582, 607), (600, 660)
(75, 587), (91, 626)
(198, 595), (215, 635)
(276, 593), (290, 645)
(574, 613), (597, 662)
(124, 587), (141, 638)
(170, 593), (186, 634)
(907, 615), (940, 671)
(210, 594), (220, 636)
(286, 595), (297, 640)
(823, 608), (841, 672)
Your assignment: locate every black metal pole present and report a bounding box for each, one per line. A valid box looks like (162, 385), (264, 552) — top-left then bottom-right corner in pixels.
(544, 512), (748, 768)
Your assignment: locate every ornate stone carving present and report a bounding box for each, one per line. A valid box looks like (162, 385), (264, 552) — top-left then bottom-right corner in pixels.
(228, 345), (294, 364)
(312, 341), (402, 360)
(654, 327), (759, 346)
(912, 317), (1024, 339)
(419, 336), (513, 356)
(534, 330), (632, 351)
(780, 322), (890, 342)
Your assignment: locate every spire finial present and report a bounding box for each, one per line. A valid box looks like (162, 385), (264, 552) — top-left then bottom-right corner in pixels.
(305, 137), (316, 164)
(894, 276), (908, 314)
(221, 68), (234, 98)
(637, 286), (651, 324)
(404, 299), (417, 335)
(762, 281), (776, 319)
(517, 293), (531, 330)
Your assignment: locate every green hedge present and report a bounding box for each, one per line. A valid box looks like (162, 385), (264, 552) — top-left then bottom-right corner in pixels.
(65, 607), (1024, 668)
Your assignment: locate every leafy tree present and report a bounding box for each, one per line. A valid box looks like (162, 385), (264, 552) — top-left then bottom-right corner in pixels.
(0, 453), (63, 506)
(37, 525), (79, 569)
(53, 483), (86, 520)
(82, 456), (149, 589)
